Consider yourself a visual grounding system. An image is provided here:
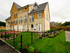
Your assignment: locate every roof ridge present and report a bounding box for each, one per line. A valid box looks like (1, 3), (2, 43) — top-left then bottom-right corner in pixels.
(13, 2), (21, 9)
(39, 2), (48, 6)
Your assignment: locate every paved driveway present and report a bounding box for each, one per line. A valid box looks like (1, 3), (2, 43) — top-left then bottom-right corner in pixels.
(65, 31), (70, 42)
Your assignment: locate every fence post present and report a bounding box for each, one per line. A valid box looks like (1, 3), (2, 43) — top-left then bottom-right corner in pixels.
(5, 32), (6, 40)
(20, 34), (22, 53)
(31, 32), (33, 44)
(13, 30), (15, 48)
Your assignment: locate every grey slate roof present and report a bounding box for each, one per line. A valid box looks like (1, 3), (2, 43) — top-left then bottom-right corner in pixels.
(5, 16), (11, 21)
(13, 2), (21, 9)
(29, 2), (48, 14)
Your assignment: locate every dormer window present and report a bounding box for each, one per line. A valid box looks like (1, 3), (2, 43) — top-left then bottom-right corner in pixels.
(34, 2), (39, 10)
(34, 6), (38, 10)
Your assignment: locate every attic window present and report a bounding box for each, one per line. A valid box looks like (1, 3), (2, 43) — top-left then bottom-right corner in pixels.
(34, 6), (38, 10)
(25, 8), (27, 10)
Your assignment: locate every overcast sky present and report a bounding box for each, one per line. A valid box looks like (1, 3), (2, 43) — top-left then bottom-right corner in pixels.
(0, 0), (70, 23)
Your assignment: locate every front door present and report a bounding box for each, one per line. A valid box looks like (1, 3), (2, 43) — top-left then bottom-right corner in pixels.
(38, 24), (41, 32)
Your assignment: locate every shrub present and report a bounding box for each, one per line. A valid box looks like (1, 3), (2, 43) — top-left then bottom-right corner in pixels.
(46, 33), (49, 36)
(28, 47), (34, 53)
(49, 35), (54, 37)
(46, 29), (57, 33)
(54, 33), (57, 36)
(60, 30), (63, 32)
(41, 34), (45, 37)
(57, 31), (60, 34)
(39, 36), (42, 39)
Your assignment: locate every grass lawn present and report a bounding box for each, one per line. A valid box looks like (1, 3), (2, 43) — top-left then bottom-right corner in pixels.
(6, 32), (41, 51)
(30, 31), (70, 53)
(0, 30), (8, 32)
(5, 31), (70, 53)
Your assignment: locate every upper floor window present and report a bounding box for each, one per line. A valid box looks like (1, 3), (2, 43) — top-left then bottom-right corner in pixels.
(25, 8), (27, 10)
(11, 19), (13, 24)
(8, 20), (10, 24)
(12, 12), (13, 15)
(19, 17), (22, 23)
(38, 13), (41, 18)
(24, 16), (27, 22)
(15, 12), (17, 17)
(15, 18), (17, 24)
(19, 10), (22, 13)
(31, 15), (34, 22)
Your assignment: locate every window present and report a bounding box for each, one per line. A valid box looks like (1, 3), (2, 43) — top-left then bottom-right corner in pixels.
(34, 6), (38, 10)
(31, 15), (34, 22)
(31, 24), (33, 28)
(15, 12), (17, 17)
(19, 10), (22, 13)
(38, 13), (41, 17)
(24, 16), (27, 22)
(15, 18), (17, 24)
(25, 8), (27, 10)
(8, 20), (10, 24)
(12, 12), (13, 15)
(11, 19), (13, 24)
(19, 17), (22, 23)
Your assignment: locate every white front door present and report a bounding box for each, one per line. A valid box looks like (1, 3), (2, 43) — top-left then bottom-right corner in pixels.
(25, 25), (27, 31)
(14, 25), (17, 31)
(19, 25), (23, 31)
(38, 24), (41, 32)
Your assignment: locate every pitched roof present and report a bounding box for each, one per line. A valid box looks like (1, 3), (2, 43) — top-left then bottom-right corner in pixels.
(5, 16), (11, 21)
(13, 2), (21, 9)
(29, 2), (48, 14)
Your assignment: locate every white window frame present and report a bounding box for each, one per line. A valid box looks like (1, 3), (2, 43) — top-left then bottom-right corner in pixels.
(19, 10), (22, 13)
(15, 11), (17, 17)
(38, 13), (41, 18)
(15, 18), (17, 24)
(19, 17), (22, 23)
(34, 6), (38, 10)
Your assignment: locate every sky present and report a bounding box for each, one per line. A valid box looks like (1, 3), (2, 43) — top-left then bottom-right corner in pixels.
(0, 0), (70, 23)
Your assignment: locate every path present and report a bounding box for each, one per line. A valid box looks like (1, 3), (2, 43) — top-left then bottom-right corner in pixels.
(65, 31), (70, 42)
(0, 39), (19, 53)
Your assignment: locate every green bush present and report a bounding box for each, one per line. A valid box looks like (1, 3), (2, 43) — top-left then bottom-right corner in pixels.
(60, 30), (63, 32)
(54, 33), (57, 36)
(46, 29), (57, 33)
(49, 35), (54, 37)
(41, 34), (45, 37)
(46, 33), (49, 36)
(28, 47), (34, 53)
(39, 36), (42, 39)
(57, 31), (60, 34)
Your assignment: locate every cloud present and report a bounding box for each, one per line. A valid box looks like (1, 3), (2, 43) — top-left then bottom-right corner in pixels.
(0, 0), (70, 23)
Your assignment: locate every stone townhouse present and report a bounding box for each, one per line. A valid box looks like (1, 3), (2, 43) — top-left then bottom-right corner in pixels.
(5, 2), (50, 32)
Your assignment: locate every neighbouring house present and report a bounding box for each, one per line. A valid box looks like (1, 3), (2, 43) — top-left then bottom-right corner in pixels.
(5, 2), (50, 32)
(50, 22), (58, 27)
